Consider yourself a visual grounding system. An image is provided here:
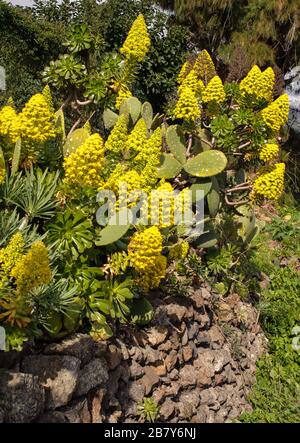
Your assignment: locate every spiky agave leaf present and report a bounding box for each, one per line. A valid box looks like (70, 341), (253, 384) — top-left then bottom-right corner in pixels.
(6, 168), (60, 221)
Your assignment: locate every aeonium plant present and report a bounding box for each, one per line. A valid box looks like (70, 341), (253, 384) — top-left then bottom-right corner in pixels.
(0, 15), (291, 350)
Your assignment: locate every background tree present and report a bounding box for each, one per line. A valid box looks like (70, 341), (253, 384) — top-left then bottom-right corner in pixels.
(0, 0), (64, 107)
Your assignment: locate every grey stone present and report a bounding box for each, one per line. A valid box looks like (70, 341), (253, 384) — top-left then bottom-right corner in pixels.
(129, 361), (144, 379)
(22, 354), (80, 409)
(44, 334), (94, 365)
(179, 390), (200, 409)
(0, 371), (45, 423)
(190, 405), (209, 423)
(213, 350), (231, 373)
(160, 399), (176, 420)
(74, 358), (108, 397)
(141, 366), (160, 395)
(200, 388), (218, 406)
(147, 326), (168, 346)
(128, 381), (145, 402)
(178, 365), (196, 388)
(144, 345), (163, 365)
(63, 398), (91, 423)
(36, 411), (67, 423)
(106, 344), (122, 370)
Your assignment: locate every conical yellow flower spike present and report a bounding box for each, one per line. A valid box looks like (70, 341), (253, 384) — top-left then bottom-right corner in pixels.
(105, 114), (128, 157)
(240, 65), (275, 102)
(11, 241), (51, 295)
(0, 105), (21, 143)
(115, 85), (132, 110)
(174, 85), (200, 122)
(179, 69), (203, 96)
(194, 50), (216, 84)
(42, 84), (55, 113)
(120, 14), (151, 62)
(126, 118), (148, 155)
(257, 67), (275, 102)
(240, 65), (262, 97)
(19, 93), (56, 143)
(261, 94), (290, 132)
(128, 226), (166, 292)
(202, 75), (226, 104)
(259, 143), (279, 162)
(177, 60), (193, 84)
(63, 133), (104, 188)
(251, 163), (285, 201)
(135, 254), (167, 292)
(0, 232), (25, 278)
(128, 226), (163, 272)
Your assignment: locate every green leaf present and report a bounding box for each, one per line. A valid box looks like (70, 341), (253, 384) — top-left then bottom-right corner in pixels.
(184, 150), (228, 177)
(194, 231), (218, 248)
(120, 97), (141, 125)
(130, 297), (154, 325)
(63, 127), (90, 156)
(141, 102), (153, 129)
(157, 153), (182, 179)
(191, 180), (212, 201)
(55, 109), (66, 142)
(103, 108), (118, 130)
(207, 177), (220, 217)
(11, 138), (21, 175)
(166, 125), (186, 164)
(95, 208), (131, 246)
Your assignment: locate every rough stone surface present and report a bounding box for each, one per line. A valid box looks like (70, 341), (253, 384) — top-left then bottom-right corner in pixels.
(0, 371), (45, 423)
(21, 355), (80, 409)
(0, 284), (266, 423)
(44, 334), (94, 365)
(74, 358), (108, 397)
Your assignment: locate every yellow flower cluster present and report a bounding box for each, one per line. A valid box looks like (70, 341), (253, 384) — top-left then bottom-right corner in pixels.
(0, 232), (25, 279)
(0, 105), (21, 143)
(258, 68), (275, 102)
(135, 254), (167, 293)
(19, 93), (56, 143)
(135, 127), (162, 189)
(0, 163), (5, 185)
(174, 187), (192, 225)
(179, 70), (202, 96)
(120, 14), (151, 62)
(177, 60), (193, 84)
(115, 85), (132, 110)
(240, 65), (262, 96)
(128, 226), (163, 271)
(42, 85), (54, 113)
(240, 65), (275, 102)
(193, 50), (216, 84)
(102, 163), (126, 193)
(118, 169), (142, 207)
(126, 118), (148, 155)
(148, 182), (175, 228)
(64, 133), (104, 188)
(259, 143), (279, 162)
(11, 241), (52, 295)
(174, 86), (200, 122)
(261, 94), (290, 132)
(202, 76), (226, 104)
(105, 114), (128, 157)
(252, 163), (285, 201)
(169, 241), (189, 260)
(128, 226), (166, 292)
